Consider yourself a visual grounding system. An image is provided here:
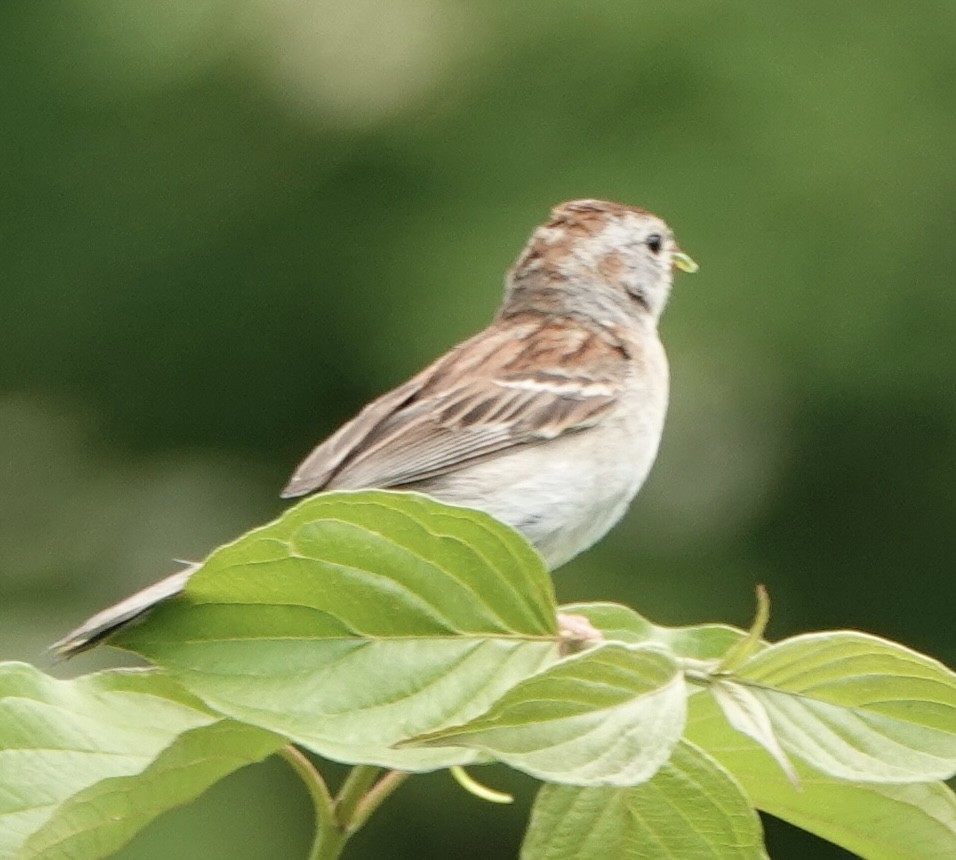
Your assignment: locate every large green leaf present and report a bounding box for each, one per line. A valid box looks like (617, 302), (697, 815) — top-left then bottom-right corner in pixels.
(686, 693), (956, 860)
(521, 741), (767, 859)
(730, 631), (956, 782)
(116, 491), (561, 770)
(0, 663), (285, 860)
(410, 643), (686, 785)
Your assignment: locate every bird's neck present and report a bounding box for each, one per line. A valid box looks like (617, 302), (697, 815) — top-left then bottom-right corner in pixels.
(499, 267), (657, 332)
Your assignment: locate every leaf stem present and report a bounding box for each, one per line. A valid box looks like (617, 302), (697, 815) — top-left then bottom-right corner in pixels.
(279, 753), (410, 860)
(350, 769), (410, 832)
(334, 765), (382, 830)
(278, 745), (341, 860)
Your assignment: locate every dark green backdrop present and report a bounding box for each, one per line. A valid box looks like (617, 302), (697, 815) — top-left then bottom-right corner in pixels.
(2, 2), (953, 857)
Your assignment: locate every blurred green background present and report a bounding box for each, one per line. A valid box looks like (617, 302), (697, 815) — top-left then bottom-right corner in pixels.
(2, 2), (954, 857)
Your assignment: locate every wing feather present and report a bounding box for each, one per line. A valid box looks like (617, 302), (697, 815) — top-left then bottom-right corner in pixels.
(281, 316), (630, 497)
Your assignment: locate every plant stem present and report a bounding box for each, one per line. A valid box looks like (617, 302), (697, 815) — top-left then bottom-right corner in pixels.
(309, 811), (347, 859)
(279, 749), (409, 860)
(278, 746), (341, 860)
(349, 769), (410, 832)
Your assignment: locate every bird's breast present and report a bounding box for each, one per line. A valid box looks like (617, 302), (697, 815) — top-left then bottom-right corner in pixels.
(414, 347), (669, 569)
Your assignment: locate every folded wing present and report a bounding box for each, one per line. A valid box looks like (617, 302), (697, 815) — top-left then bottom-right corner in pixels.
(282, 316), (630, 496)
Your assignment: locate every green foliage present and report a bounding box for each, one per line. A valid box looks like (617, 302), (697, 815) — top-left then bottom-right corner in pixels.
(114, 491), (559, 771)
(686, 694), (956, 860)
(0, 665), (284, 860)
(716, 632), (956, 784)
(521, 742), (767, 859)
(412, 643), (687, 785)
(2, 492), (955, 859)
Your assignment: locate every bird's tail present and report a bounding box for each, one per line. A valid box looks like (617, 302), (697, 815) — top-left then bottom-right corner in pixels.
(50, 563), (200, 659)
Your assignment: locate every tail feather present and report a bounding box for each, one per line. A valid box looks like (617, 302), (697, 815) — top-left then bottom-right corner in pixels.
(51, 563), (200, 659)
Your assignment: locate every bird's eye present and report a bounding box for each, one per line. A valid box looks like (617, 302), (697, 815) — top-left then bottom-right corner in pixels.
(646, 234), (663, 254)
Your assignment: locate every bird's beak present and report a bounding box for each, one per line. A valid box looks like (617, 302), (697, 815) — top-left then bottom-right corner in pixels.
(672, 251), (699, 274)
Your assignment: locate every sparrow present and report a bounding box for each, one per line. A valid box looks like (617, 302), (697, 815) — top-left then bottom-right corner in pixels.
(53, 199), (697, 656)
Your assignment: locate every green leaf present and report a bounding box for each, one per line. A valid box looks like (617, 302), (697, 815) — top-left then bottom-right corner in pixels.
(731, 631), (956, 782)
(710, 679), (799, 786)
(686, 693), (956, 860)
(116, 491), (561, 770)
(410, 643), (686, 786)
(561, 601), (747, 661)
(0, 663), (285, 860)
(521, 741), (767, 859)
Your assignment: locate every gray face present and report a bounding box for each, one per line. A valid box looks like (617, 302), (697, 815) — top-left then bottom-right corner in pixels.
(589, 208), (678, 319)
(503, 199), (691, 326)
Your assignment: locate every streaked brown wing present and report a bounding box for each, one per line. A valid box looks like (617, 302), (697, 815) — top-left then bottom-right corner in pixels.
(281, 316), (629, 497)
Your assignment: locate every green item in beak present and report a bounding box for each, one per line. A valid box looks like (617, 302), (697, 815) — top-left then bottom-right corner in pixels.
(673, 251), (699, 274)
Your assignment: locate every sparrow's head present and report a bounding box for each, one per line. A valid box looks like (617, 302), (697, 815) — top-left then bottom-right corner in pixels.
(503, 199), (697, 325)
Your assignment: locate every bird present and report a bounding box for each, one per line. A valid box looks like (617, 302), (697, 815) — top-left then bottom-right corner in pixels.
(53, 199), (697, 657)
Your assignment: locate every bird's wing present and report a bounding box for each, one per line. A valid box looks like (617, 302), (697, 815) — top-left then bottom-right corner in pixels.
(281, 317), (631, 496)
